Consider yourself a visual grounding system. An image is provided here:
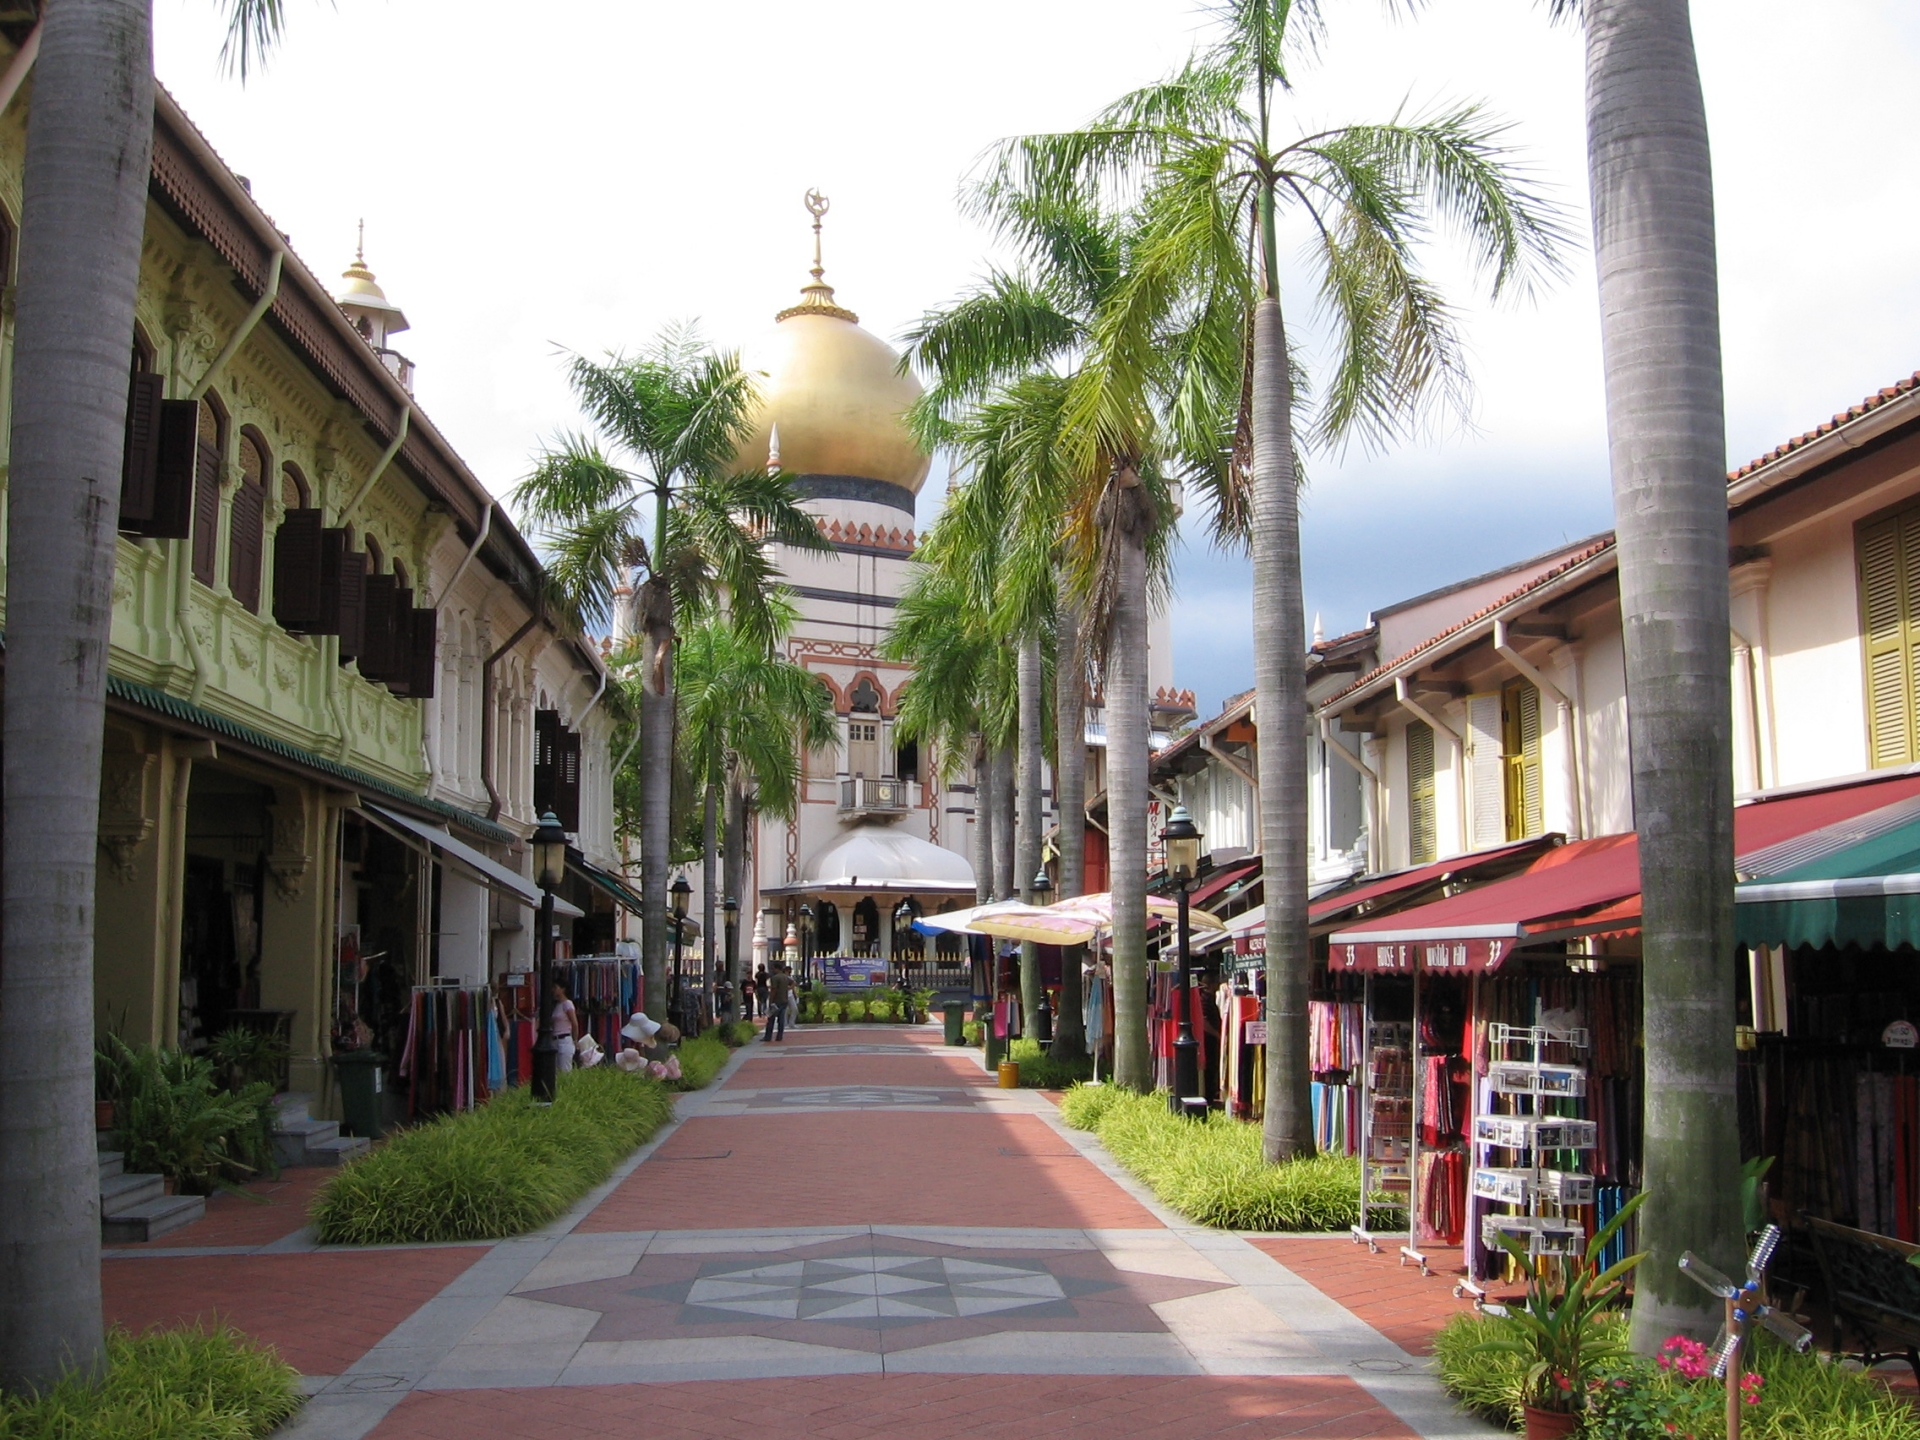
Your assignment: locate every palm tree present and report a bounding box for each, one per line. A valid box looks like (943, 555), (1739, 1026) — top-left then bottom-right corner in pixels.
(0, 0), (288, 1394)
(516, 329), (828, 1016)
(674, 602), (838, 997)
(986, 0), (1565, 1149)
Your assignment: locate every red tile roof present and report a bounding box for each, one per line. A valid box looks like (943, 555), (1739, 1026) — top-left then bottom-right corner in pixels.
(1729, 370), (1920, 481)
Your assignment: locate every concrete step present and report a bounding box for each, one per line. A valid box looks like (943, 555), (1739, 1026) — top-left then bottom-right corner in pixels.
(307, 1134), (369, 1165)
(100, 1169), (165, 1217)
(271, 1092), (313, 1124)
(98, 1150), (124, 1181)
(273, 1116), (342, 1168)
(103, 1194), (205, 1243)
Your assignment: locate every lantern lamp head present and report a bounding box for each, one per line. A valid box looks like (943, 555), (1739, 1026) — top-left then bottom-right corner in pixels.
(670, 873), (691, 919)
(1162, 804), (1202, 884)
(531, 810), (569, 891)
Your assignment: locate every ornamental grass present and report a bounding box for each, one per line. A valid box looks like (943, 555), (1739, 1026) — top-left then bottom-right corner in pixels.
(1057, 1083), (1364, 1231)
(667, 1035), (731, 1091)
(0, 1324), (300, 1440)
(310, 1066), (674, 1245)
(1434, 1311), (1920, 1439)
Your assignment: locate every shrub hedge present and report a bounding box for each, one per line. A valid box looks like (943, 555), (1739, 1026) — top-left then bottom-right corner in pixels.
(1057, 1083), (1364, 1231)
(1008, 1038), (1093, 1090)
(668, 1035), (731, 1091)
(0, 1324), (300, 1440)
(310, 1067), (674, 1244)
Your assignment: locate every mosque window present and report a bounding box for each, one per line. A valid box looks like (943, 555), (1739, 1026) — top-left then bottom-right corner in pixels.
(850, 677), (881, 712)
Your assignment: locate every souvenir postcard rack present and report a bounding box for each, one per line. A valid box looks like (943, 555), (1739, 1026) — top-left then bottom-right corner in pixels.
(1462, 1018), (1598, 1296)
(1351, 978), (1413, 1251)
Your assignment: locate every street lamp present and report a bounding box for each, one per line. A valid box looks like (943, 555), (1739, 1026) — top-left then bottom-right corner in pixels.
(670, 873), (691, 1026)
(1030, 866), (1055, 1045)
(530, 810), (569, 1104)
(723, 896), (739, 1020)
(1162, 804), (1203, 1117)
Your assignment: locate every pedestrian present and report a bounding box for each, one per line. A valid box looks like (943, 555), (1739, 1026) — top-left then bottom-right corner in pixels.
(765, 963), (792, 1043)
(784, 964), (800, 1029)
(740, 968), (756, 1020)
(713, 967), (735, 1023)
(754, 964), (770, 1017)
(550, 979), (581, 1072)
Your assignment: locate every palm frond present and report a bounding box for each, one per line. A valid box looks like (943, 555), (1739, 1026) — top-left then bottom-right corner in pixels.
(513, 435), (635, 528)
(218, 0), (290, 81)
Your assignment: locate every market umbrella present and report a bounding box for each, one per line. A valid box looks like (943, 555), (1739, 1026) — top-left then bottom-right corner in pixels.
(1044, 891), (1225, 934)
(910, 899), (1030, 937)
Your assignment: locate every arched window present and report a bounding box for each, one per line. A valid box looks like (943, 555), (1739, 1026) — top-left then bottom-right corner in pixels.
(847, 677), (882, 777)
(228, 428), (268, 611)
(280, 463), (309, 511)
(191, 392), (227, 586)
(130, 325), (155, 375)
(392, 558), (409, 591)
(364, 535), (384, 573)
(850, 677), (882, 713)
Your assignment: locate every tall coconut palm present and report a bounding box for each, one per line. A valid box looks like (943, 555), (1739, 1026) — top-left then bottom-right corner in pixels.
(516, 330), (828, 1016)
(0, 0), (288, 1393)
(987, 0), (1566, 1147)
(675, 602), (838, 994)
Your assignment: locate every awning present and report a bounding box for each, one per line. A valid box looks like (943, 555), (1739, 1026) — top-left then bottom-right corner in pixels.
(1307, 837), (1558, 934)
(1187, 857), (1259, 910)
(1328, 773), (1920, 971)
(569, 854), (645, 916)
(364, 803), (584, 918)
(1737, 799), (1920, 950)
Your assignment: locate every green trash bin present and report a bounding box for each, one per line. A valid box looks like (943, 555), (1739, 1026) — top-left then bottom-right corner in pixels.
(332, 1049), (388, 1141)
(943, 1002), (966, 1046)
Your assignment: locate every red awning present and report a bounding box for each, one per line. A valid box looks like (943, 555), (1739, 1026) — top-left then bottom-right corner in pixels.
(1188, 857), (1260, 910)
(1306, 837), (1557, 933)
(1326, 772), (1920, 972)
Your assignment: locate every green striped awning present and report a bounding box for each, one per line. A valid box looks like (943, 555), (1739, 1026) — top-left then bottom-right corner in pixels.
(1736, 814), (1920, 951)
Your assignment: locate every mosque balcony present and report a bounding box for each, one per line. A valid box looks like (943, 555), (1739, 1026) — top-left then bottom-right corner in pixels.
(839, 775), (910, 816)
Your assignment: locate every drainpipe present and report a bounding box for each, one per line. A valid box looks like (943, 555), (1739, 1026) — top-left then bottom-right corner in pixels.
(482, 601), (541, 821)
(0, 20), (41, 117)
(576, 664), (609, 724)
(191, 250), (283, 401)
(337, 404), (411, 527)
(1320, 715), (1381, 872)
(177, 249), (284, 704)
(430, 502), (491, 607)
(1492, 620), (1584, 841)
(1396, 676), (1469, 855)
(1198, 730), (1260, 854)
(1730, 626), (1763, 796)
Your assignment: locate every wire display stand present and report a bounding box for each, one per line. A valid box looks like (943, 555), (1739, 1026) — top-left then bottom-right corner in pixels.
(1351, 972), (1412, 1251)
(1463, 1012), (1596, 1296)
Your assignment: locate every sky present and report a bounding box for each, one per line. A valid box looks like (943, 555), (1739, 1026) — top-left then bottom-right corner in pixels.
(153, 0), (1920, 718)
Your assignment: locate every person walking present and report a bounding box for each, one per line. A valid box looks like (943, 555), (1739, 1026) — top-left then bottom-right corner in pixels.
(754, 964), (771, 1017)
(550, 979), (582, 1073)
(765, 963), (792, 1043)
(784, 964), (800, 1030)
(739, 968), (756, 1020)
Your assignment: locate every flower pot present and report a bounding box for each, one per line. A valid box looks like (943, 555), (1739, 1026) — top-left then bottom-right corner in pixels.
(94, 1100), (116, 1131)
(1522, 1405), (1579, 1440)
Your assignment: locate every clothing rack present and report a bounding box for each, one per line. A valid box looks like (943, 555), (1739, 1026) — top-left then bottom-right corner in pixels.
(1353, 974), (1412, 1251)
(398, 983), (496, 1116)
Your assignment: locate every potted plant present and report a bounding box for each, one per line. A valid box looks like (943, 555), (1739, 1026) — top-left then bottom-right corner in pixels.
(868, 1000), (893, 1021)
(846, 999), (868, 1022)
(1474, 1193), (1646, 1439)
(821, 1000), (843, 1024)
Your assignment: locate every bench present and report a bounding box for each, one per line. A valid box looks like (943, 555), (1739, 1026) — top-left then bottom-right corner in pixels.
(1804, 1214), (1920, 1378)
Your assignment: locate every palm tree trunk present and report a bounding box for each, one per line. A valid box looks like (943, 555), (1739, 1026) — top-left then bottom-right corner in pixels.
(1106, 482), (1153, 1091)
(724, 773), (748, 993)
(971, 734), (994, 904)
(1015, 633), (1044, 1037)
(1250, 293), (1315, 1162)
(1051, 588), (1088, 1063)
(0, 0), (154, 1391)
(701, 772), (718, 1010)
(1584, 0), (1740, 1347)
(990, 745), (1015, 903)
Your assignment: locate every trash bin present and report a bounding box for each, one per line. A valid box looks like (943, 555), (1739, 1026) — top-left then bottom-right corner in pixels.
(984, 1024), (1005, 1070)
(997, 1060), (1021, 1089)
(332, 1049), (388, 1141)
(943, 1002), (966, 1046)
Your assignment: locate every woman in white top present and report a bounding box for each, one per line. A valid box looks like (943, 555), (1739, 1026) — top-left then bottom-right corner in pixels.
(550, 980), (581, 1071)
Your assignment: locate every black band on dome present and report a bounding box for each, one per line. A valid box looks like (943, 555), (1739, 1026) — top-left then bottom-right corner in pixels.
(790, 474), (916, 516)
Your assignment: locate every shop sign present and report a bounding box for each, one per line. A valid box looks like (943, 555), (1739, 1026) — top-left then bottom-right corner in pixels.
(1331, 937), (1513, 973)
(1234, 927), (1265, 959)
(1884, 1019), (1918, 1050)
(1243, 1020), (1268, 1045)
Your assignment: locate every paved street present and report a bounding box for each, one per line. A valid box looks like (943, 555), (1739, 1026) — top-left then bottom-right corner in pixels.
(102, 1028), (1499, 1439)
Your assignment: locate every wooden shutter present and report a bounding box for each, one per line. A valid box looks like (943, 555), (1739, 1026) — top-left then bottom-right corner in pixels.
(384, 586), (415, 694)
(1464, 693), (1504, 849)
(148, 401), (198, 540)
(227, 436), (266, 613)
(120, 371), (163, 529)
(361, 575), (398, 680)
(1498, 680), (1544, 841)
(1861, 512), (1919, 767)
(273, 509), (325, 631)
(191, 405), (222, 585)
(554, 727), (582, 832)
(330, 543), (367, 660)
(533, 709), (559, 816)
(1406, 720), (1436, 865)
(407, 608), (439, 699)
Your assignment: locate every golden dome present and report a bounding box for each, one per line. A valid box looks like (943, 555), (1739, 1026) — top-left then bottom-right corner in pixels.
(733, 194), (930, 494)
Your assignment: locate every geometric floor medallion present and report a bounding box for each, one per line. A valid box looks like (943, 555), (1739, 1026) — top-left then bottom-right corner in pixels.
(679, 1252), (1086, 1325)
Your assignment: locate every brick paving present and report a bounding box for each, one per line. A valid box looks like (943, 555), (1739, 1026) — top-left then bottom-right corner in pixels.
(725, 1053), (994, 1089)
(368, 1374), (1420, 1439)
(103, 1248), (483, 1375)
(145, 1166), (332, 1248)
(578, 1109), (1160, 1232)
(1250, 1240), (1520, 1356)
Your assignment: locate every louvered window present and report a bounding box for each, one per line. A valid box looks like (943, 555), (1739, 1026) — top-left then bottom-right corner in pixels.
(361, 574), (398, 681)
(1407, 720), (1436, 864)
(228, 431), (267, 612)
(120, 370), (164, 528)
(534, 709), (560, 817)
(326, 537), (367, 660)
(1858, 507), (1920, 767)
(1502, 680), (1544, 840)
(1465, 694), (1505, 848)
(191, 396), (225, 585)
(407, 608), (439, 699)
(273, 508), (326, 631)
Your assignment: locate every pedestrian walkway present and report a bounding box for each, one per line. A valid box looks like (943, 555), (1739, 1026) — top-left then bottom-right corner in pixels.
(102, 1025), (1497, 1439)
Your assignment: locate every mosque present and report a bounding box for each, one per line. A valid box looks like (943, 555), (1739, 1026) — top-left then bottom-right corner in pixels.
(731, 195), (1184, 980)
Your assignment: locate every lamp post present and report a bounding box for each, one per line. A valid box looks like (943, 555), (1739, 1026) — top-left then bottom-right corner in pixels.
(670, 873), (690, 1027)
(1030, 866), (1055, 1045)
(723, 895), (739, 1020)
(530, 810), (569, 1104)
(1162, 804), (1203, 1117)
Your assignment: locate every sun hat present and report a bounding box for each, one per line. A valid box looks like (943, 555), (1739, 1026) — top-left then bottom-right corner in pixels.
(620, 1011), (661, 1043)
(614, 1048), (644, 1073)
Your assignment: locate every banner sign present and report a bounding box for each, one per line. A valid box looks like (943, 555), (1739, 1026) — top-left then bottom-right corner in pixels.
(1234, 927), (1264, 959)
(821, 957), (888, 989)
(1329, 937), (1514, 973)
